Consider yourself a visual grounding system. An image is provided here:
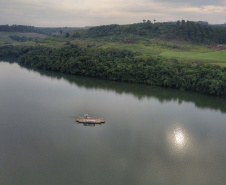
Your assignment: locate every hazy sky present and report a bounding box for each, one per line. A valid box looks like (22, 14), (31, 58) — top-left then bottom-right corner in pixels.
(0, 0), (225, 27)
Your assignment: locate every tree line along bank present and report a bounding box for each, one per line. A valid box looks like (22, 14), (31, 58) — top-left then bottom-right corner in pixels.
(0, 45), (225, 96)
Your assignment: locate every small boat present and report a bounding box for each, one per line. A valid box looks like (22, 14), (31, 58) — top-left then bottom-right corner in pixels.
(76, 114), (105, 124)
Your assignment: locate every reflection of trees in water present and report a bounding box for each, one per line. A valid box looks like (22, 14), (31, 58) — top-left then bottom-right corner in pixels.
(20, 64), (226, 114)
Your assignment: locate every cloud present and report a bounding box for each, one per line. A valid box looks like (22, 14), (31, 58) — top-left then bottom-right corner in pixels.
(0, 0), (225, 26)
(152, 0), (226, 6)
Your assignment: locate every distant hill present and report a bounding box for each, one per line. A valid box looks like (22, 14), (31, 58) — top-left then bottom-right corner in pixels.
(83, 20), (226, 44)
(0, 25), (82, 36)
(1, 21), (226, 43)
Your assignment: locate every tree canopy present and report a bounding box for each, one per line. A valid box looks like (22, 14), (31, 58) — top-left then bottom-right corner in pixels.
(1, 45), (223, 96)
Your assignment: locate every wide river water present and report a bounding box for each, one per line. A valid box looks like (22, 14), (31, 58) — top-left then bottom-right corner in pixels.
(0, 61), (226, 185)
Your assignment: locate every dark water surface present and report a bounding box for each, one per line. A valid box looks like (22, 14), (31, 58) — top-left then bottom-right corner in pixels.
(0, 61), (226, 185)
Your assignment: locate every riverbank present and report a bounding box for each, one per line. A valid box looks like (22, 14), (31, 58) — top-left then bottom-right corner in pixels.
(1, 45), (225, 96)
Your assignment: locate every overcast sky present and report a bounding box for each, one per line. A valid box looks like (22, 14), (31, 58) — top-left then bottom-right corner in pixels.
(0, 0), (225, 27)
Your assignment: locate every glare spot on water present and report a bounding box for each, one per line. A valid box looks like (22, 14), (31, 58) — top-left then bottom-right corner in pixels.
(167, 125), (190, 155)
(174, 128), (185, 147)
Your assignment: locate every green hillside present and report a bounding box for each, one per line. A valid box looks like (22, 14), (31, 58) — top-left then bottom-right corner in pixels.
(28, 21), (225, 66)
(0, 21), (226, 96)
(0, 21), (226, 66)
(85, 21), (226, 43)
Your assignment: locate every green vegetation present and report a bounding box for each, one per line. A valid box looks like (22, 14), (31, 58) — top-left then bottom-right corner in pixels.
(0, 24), (81, 36)
(10, 35), (33, 42)
(1, 21), (225, 65)
(1, 45), (225, 96)
(0, 32), (47, 46)
(160, 50), (226, 63)
(85, 21), (226, 43)
(0, 21), (226, 96)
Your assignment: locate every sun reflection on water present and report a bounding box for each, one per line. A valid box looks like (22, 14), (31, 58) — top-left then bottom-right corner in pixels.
(167, 125), (190, 154)
(174, 128), (186, 147)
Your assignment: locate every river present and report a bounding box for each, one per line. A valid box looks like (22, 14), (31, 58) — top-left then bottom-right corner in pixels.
(0, 61), (226, 185)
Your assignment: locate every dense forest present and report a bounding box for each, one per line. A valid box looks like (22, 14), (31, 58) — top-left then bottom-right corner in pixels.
(85, 21), (226, 44)
(0, 45), (225, 96)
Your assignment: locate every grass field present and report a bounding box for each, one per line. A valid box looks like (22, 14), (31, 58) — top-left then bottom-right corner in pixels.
(98, 38), (226, 66)
(0, 32), (47, 45)
(99, 39), (226, 66)
(101, 42), (162, 55)
(160, 50), (226, 66)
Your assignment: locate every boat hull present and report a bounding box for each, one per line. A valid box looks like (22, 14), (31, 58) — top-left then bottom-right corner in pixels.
(76, 118), (105, 124)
